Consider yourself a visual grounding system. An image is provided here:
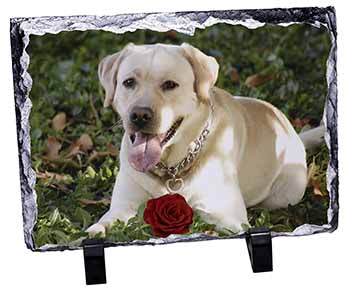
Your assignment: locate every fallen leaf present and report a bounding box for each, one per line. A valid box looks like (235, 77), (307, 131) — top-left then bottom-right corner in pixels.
(43, 157), (81, 169)
(49, 183), (70, 193)
(204, 230), (219, 237)
(46, 136), (62, 160)
(165, 30), (177, 39)
(77, 133), (93, 152)
(310, 178), (324, 196)
(52, 112), (66, 131)
(292, 117), (311, 129)
(307, 161), (317, 184)
(65, 142), (81, 158)
(78, 198), (111, 206)
(107, 143), (118, 156)
(245, 74), (274, 87)
(87, 150), (108, 163)
(36, 171), (73, 184)
(293, 118), (303, 129)
(87, 144), (118, 163)
(229, 67), (240, 83)
(37, 171), (65, 182)
(65, 133), (93, 158)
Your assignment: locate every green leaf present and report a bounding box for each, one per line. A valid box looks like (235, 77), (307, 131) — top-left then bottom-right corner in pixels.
(74, 207), (92, 229)
(136, 202), (147, 223)
(52, 230), (70, 244)
(86, 166), (96, 178)
(49, 208), (61, 225)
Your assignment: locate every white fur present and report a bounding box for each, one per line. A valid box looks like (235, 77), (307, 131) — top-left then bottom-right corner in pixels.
(87, 43), (307, 236)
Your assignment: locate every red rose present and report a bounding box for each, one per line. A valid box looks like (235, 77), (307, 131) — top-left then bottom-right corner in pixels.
(143, 193), (193, 238)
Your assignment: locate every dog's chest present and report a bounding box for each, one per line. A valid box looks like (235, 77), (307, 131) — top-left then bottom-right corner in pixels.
(145, 154), (237, 204)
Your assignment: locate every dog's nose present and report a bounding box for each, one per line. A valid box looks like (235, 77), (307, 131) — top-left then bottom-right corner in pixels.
(129, 106), (154, 129)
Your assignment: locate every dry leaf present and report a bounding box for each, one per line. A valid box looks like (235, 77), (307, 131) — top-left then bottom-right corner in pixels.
(313, 187), (323, 196)
(245, 74), (274, 87)
(87, 144), (118, 163)
(107, 143), (118, 156)
(36, 171), (72, 185)
(65, 133), (93, 158)
(77, 133), (93, 152)
(36, 171), (71, 192)
(88, 152), (102, 162)
(87, 150), (108, 163)
(46, 136), (62, 160)
(52, 112), (66, 131)
(49, 183), (70, 193)
(78, 198), (111, 206)
(43, 157), (81, 169)
(292, 118), (303, 129)
(37, 171), (65, 182)
(204, 230), (219, 237)
(65, 142), (81, 158)
(307, 161), (317, 184)
(165, 30), (177, 39)
(292, 117), (311, 129)
(310, 179), (324, 196)
(229, 67), (240, 83)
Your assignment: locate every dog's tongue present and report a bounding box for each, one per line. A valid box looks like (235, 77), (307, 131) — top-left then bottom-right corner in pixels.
(128, 132), (162, 172)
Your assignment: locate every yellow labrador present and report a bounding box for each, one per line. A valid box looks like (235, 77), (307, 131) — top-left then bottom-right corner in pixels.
(87, 43), (308, 237)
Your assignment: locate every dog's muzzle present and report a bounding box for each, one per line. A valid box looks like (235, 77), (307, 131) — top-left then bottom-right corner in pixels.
(129, 106), (154, 130)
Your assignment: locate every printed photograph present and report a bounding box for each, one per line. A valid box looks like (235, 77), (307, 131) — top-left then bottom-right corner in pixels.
(27, 23), (331, 248)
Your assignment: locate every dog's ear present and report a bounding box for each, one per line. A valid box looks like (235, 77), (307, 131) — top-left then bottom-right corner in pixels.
(98, 43), (134, 108)
(180, 43), (219, 102)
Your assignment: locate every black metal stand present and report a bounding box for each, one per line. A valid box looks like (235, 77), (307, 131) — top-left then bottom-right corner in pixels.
(81, 229), (272, 284)
(83, 239), (107, 285)
(245, 227), (273, 273)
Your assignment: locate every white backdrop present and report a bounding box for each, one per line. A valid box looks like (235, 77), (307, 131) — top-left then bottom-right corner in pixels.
(1, 1), (349, 288)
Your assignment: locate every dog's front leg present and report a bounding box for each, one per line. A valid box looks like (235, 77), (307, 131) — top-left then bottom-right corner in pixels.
(190, 171), (248, 233)
(86, 168), (150, 237)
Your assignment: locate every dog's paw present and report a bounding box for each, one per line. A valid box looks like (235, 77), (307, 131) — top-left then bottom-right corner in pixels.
(86, 223), (106, 238)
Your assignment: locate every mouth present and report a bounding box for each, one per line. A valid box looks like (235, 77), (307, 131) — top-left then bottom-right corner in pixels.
(127, 117), (184, 172)
(160, 117), (184, 146)
(129, 117), (184, 147)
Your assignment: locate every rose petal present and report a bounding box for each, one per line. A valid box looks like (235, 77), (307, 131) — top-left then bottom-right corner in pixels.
(143, 193), (193, 238)
(157, 201), (178, 224)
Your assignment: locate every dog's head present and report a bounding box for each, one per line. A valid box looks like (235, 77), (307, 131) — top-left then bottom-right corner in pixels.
(98, 43), (219, 172)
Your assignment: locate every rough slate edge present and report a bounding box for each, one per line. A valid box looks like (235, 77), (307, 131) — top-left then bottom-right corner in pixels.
(9, 6), (338, 252)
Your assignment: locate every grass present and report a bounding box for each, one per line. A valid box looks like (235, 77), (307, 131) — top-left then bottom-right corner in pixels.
(27, 23), (331, 248)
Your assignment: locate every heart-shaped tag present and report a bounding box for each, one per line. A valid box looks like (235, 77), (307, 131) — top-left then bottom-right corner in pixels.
(165, 178), (184, 193)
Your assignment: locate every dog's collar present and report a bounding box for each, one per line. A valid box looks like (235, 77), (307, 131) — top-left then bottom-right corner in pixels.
(153, 104), (213, 193)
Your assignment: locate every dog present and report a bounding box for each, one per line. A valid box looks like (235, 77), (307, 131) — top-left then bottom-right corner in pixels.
(87, 43), (308, 237)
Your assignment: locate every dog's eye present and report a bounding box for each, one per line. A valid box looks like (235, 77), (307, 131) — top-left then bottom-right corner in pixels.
(161, 80), (179, 91)
(123, 78), (136, 89)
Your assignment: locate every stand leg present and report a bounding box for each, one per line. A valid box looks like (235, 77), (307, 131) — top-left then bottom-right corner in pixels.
(83, 239), (107, 285)
(245, 228), (273, 273)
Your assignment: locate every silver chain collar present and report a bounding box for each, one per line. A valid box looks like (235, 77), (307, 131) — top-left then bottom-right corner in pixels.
(154, 109), (212, 193)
